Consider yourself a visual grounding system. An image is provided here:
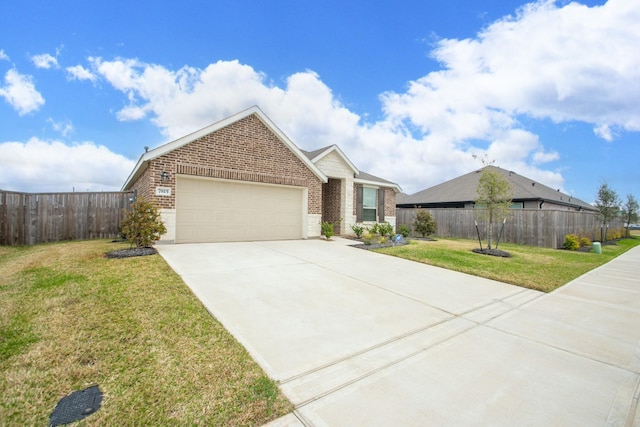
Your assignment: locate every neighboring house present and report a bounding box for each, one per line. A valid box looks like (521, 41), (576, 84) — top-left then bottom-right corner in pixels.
(122, 106), (401, 243)
(397, 165), (596, 212)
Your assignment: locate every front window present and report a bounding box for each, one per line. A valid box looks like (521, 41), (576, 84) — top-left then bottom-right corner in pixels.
(363, 187), (377, 221)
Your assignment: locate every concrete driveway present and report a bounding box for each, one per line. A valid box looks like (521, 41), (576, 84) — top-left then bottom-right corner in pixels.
(156, 238), (640, 426)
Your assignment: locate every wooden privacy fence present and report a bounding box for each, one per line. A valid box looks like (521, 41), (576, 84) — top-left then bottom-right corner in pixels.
(0, 191), (134, 245)
(396, 208), (624, 249)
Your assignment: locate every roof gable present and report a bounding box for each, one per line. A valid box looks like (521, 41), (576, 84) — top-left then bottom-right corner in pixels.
(302, 144), (360, 175)
(123, 106), (327, 189)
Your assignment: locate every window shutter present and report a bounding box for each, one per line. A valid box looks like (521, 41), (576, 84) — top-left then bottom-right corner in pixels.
(378, 188), (385, 222)
(356, 185), (363, 222)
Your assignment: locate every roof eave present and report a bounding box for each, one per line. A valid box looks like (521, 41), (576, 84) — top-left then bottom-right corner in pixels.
(354, 177), (402, 193)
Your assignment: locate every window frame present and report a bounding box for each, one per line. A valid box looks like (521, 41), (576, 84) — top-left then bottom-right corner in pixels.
(362, 186), (378, 222)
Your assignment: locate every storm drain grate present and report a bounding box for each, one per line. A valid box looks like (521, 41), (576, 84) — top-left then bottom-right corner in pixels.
(49, 385), (102, 426)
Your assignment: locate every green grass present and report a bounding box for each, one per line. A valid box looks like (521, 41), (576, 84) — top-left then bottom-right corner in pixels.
(374, 237), (640, 292)
(0, 240), (292, 426)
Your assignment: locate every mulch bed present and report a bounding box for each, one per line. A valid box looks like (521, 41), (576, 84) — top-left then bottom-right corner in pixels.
(471, 248), (512, 257)
(105, 247), (157, 258)
(346, 235), (411, 250)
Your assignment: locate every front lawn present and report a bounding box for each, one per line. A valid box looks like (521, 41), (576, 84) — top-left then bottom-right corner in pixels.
(374, 237), (640, 292)
(0, 240), (292, 425)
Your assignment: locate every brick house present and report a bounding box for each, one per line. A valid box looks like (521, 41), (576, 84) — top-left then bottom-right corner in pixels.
(122, 106), (401, 243)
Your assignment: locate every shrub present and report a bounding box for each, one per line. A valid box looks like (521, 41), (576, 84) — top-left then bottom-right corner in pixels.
(579, 236), (592, 248)
(362, 233), (373, 245)
(413, 210), (436, 238)
(368, 223), (380, 235)
(605, 227), (624, 241)
(378, 222), (394, 237)
(397, 224), (411, 238)
(351, 224), (365, 238)
(321, 221), (335, 240)
(563, 234), (579, 251)
(121, 197), (167, 248)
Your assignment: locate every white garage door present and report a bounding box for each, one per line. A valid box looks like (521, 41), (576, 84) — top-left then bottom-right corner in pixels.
(176, 176), (305, 243)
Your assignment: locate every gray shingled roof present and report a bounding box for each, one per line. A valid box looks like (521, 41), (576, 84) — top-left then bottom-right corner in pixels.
(356, 171), (397, 186)
(301, 146), (333, 161)
(397, 166), (596, 211)
(301, 147), (399, 187)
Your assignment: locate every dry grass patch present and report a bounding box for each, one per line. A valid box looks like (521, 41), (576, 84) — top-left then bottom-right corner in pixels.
(0, 240), (292, 426)
(375, 237), (640, 292)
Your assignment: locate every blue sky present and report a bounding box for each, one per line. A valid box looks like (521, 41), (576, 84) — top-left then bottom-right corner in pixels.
(1, 0), (638, 204)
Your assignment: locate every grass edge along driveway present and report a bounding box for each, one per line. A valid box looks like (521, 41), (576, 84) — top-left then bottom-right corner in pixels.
(0, 240), (292, 426)
(374, 236), (640, 293)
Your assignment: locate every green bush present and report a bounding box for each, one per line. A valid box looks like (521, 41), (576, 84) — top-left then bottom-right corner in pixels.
(397, 224), (411, 238)
(377, 222), (394, 237)
(121, 197), (167, 248)
(563, 234), (580, 251)
(413, 210), (436, 238)
(321, 221), (335, 240)
(368, 223), (380, 235)
(351, 224), (365, 238)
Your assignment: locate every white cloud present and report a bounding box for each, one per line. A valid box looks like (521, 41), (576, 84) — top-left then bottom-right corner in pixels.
(382, 0), (640, 141)
(31, 53), (58, 69)
(593, 124), (614, 142)
(66, 65), (96, 82)
(0, 138), (135, 192)
(0, 50), (9, 61)
(0, 69), (45, 115)
(47, 118), (74, 137)
(82, 0), (638, 195)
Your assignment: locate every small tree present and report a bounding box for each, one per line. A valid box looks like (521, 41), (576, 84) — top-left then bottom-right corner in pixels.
(475, 165), (513, 249)
(621, 194), (639, 237)
(121, 197), (167, 248)
(413, 210), (436, 238)
(594, 183), (620, 241)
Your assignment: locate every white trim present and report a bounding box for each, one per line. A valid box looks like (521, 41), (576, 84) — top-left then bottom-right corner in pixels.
(354, 178), (402, 193)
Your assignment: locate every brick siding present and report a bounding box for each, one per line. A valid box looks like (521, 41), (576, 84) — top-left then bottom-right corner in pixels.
(322, 178), (342, 234)
(130, 114), (323, 213)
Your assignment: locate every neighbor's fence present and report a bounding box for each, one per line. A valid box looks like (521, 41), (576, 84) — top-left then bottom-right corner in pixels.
(0, 190), (134, 245)
(396, 208), (624, 249)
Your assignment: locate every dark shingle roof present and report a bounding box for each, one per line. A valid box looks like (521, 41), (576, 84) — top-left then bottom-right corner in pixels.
(397, 166), (595, 211)
(302, 146), (401, 190)
(356, 171), (397, 186)
(300, 146), (333, 161)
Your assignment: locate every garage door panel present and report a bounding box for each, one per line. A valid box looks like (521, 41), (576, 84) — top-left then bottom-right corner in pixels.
(176, 177), (304, 243)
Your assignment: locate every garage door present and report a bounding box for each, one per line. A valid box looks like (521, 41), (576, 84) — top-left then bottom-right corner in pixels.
(176, 176), (305, 243)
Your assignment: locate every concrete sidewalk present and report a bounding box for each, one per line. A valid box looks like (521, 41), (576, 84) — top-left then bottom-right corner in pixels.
(157, 239), (640, 426)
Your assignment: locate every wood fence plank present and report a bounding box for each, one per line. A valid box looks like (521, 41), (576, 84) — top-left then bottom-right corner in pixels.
(0, 191), (134, 245)
(396, 208), (624, 249)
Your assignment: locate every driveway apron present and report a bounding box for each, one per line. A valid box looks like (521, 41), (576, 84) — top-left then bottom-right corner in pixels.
(156, 239), (640, 427)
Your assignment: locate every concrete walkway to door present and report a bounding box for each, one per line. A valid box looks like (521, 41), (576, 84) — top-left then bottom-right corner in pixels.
(156, 238), (640, 426)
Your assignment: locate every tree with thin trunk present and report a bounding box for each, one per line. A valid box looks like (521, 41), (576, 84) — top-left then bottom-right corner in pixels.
(475, 164), (513, 250)
(594, 183), (620, 242)
(621, 194), (639, 237)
